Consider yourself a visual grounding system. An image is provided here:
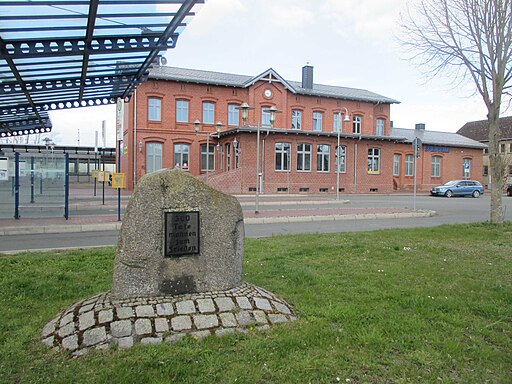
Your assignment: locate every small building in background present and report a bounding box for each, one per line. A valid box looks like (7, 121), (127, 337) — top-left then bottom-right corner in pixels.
(457, 116), (512, 188)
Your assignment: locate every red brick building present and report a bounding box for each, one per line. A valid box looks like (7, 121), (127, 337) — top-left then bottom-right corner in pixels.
(120, 66), (486, 194)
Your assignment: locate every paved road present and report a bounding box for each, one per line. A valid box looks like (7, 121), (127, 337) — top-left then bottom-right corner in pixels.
(1, 194), (510, 253)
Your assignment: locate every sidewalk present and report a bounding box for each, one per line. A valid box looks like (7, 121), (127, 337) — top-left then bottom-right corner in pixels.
(0, 182), (436, 235)
(0, 197), (435, 236)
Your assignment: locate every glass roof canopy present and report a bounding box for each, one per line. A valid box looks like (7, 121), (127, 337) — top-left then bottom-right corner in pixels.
(0, 0), (204, 137)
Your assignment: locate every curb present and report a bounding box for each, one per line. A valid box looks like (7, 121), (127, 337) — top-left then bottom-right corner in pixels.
(239, 199), (350, 207)
(0, 211), (436, 236)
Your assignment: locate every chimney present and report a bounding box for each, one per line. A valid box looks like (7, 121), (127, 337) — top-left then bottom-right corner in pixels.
(302, 65), (313, 89)
(415, 123), (425, 130)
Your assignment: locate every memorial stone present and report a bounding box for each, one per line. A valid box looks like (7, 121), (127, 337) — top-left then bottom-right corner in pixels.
(41, 168), (296, 356)
(111, 168), (244, 297)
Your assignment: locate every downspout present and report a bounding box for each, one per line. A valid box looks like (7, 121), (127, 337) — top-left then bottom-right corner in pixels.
(133, 89), (137, 188)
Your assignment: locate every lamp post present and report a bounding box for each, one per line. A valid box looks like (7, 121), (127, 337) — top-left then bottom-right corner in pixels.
(336, 108), (351, 201)
(237, 103), (281, 213)
(195, 120), (222, 183)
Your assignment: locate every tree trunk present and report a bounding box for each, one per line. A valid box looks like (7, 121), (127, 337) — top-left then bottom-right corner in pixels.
(488, 107), (505, 224)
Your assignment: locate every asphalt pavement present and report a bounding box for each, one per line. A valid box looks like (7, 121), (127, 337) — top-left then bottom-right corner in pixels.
(1, 181), (511, 253)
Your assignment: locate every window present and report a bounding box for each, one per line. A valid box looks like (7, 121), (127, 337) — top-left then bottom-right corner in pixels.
(317, 144), (330, 172)
(174, 143), (190, 170)
(275, 143), (291, 171)
(234, 141), (241, 168)
(297, 143), (311, 171)
(335, 145), (346, 173)
(431, 156), (441, 177)
(202, 102), (215, 124)
(405, 154), (414, 176)
(292, 110), (302, 130)
(176, 100), (188, 123)
(353, 115), (362, 134)
(500, 143), (506, 153)
(393, 154), (401, 176)
(261, 107), (271, 126)
(148, 97), (161, 121)
(376, 118), (384, 136)
(483, 165), (489, 176)
(463, 158), (471, 178)
(228, 104), (239, 126)
(225, 144), (231, 171)
(313, 112), (323, 131)
(146, 142), (162, 173)
(200, 144), (215, 171)
(333, 113), (341, 133)
(367, 148), (380, 174)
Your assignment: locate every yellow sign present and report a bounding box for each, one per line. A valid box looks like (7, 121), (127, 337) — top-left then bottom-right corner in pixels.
(111, 172), (126, 189)
(91, 169), (97, 179)
(96, 170), (111, 183)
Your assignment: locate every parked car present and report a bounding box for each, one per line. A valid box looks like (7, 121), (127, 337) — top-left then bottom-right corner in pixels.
(507, 184), (512, 196)
(430, 180), (484, 198)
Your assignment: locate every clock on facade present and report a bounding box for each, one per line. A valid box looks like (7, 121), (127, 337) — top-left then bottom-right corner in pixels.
(264, 89), (272, 98)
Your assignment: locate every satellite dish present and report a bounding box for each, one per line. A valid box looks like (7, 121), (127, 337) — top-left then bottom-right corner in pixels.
(160, 56), (167, 66)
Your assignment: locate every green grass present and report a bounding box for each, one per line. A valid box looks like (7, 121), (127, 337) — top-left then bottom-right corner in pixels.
(0, 223), (511, 383)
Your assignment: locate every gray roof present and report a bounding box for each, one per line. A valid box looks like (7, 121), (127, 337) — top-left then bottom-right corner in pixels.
(391, 128), (487, 149)
(149, 66), (399, 104)
(457, 116), (512, 142)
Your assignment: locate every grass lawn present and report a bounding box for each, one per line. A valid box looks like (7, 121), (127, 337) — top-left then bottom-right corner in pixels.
(0, 223), (511, 383)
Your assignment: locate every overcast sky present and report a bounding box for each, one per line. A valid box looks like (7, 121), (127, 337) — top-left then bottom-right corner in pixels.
(49, 0), (492, 147)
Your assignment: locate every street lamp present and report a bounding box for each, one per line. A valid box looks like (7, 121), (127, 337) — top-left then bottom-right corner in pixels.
(336, 108), (350, 201)
(195, 120), (222, 183)
(237, 103), (281, 213)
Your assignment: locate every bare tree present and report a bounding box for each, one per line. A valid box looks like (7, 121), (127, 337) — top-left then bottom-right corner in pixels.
(400, 0), (512, 224)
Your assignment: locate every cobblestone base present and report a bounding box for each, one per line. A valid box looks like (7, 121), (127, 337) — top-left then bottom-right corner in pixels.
(41, 282), (296, 357)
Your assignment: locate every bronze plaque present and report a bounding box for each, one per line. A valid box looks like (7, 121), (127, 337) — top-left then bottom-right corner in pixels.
(165, 211), (200, 257)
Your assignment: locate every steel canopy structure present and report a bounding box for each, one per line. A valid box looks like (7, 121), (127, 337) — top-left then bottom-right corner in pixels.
(0, 0), (204, 138)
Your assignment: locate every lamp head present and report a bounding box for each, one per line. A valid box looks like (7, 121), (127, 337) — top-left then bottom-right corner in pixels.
(344, 114), (350, 122)
(215, 121), (223, 134)
(267, 105), (282, 127)
(194, 119), (200, 133)
(237, 102), (253, 124)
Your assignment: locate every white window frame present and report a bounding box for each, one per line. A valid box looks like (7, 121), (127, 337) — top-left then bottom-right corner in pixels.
(405, 154), (414, 176)
(174, 143), (190, 169)
(376, 118), (384, 136)
(261, 107), (271, 126)
(200, 144), (215, 171)
(333, 113), (341, 133)
(336, 145), (346, 173)
(176, 100), (188, 123)
(202, 102), (215, 124)
(225, 144), (231, 171)
(317, 144), (330, 172)
(367, 148), (380, 174)
(313, 111), (323, 132)
(146, 142), (162, 173)
(148, 97), (161, 121)
(353, 115), (362, 134)
(431, 156), (441, 177)
(297, 143), (311, 171)
(393, 154), (401, 176)
(228, 104), (239, 126)
(463, 158), (471, 178)
(292, 110), (302, 130)
(275, 142), (291, 171)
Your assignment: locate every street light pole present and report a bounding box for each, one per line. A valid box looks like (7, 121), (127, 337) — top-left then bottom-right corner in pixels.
(336, 109), (350, 201)
(238, 103), (280, 214)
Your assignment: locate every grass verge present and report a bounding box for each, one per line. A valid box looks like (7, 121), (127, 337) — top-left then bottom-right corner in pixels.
(0, 223), (511, 383)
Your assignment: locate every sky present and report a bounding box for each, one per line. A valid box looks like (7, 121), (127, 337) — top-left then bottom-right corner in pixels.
(48, 0), (492, 147)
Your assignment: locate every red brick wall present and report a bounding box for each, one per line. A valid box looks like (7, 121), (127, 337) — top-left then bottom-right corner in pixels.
(121, 74), (481, 195)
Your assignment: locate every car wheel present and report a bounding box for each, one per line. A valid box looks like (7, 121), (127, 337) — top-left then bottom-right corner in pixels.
(445, 190), (453, 198)
(472, 190), (480, 198)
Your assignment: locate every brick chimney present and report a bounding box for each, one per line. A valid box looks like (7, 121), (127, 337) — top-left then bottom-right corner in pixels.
(302, 65), (313, 89)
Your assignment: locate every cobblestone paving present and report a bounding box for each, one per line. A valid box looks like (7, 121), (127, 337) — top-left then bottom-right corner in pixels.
(41, 282), (296, 357)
